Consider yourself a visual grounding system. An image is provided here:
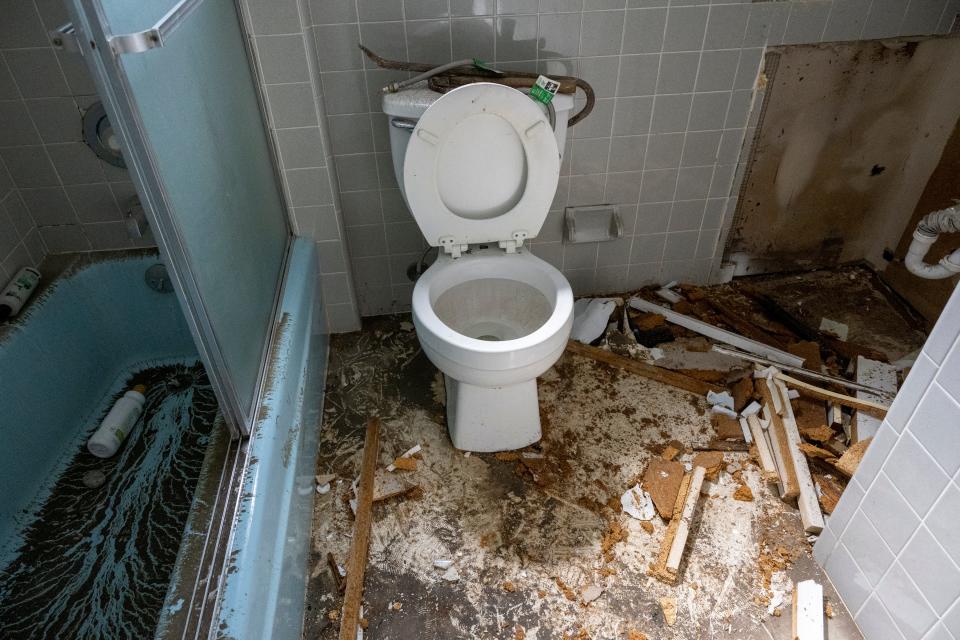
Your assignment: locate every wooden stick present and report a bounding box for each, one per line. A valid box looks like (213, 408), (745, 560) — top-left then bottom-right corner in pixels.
(776, 373), (889, 417)
(746, 414), (780, 484)
(774, 379), (824, 534)
(339, 418), (381, 640)
(757, 380), (800, 499)
(327, 551), (345, 593)
(565, 340), (721, 395)
(692, 440), (750, 452)
(666, 467), (706, 574)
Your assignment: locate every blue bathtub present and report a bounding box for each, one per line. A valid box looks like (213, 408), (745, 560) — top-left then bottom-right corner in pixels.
(0, 251), (198, 556)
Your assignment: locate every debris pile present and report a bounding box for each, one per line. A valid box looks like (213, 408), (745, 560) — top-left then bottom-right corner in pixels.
(569, 273), (906, 544)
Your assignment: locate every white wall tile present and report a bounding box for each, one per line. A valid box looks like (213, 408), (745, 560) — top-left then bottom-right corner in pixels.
(877, 562), (939, 638)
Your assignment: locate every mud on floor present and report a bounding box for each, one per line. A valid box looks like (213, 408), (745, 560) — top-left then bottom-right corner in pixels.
(303, 316), (863, 639)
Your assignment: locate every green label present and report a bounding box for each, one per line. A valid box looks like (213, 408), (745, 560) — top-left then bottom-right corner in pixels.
(530, 75), (560, 105)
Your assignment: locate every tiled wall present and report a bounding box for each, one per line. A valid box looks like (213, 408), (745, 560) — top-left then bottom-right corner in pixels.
(814, 282), (960, 639)
(240, 0), (362, 332)
(297, 0), (958, 316)
(0, 0), (151, 276)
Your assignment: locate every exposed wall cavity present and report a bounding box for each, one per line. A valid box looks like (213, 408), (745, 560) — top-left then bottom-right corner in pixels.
(725, 36), (960, 275)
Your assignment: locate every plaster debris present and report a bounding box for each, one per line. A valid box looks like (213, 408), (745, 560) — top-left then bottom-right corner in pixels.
(399, 321), (414, 331)
(581, 585), (604, 604)
(442, 567), (460, 582)
(386, 444), (421, 472)
(707, 390), (735, 411)
(818, 317), (849, 341)
(571, 298), (618, 343)
(660, 597), (677, 626)
(741, 400), (762, 417)
(620, 485), (656, 520)
(316, 482), (331, 494)
(433, 559), (453, 570)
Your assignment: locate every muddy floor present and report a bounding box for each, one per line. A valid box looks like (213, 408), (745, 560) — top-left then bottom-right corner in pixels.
(302, 309), (880, 638)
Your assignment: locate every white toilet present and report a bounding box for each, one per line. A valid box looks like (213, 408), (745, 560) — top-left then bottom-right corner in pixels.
(383, 83), (575, 452)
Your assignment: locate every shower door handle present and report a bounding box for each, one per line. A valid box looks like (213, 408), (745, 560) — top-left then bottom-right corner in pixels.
(108, 0), (207, 54)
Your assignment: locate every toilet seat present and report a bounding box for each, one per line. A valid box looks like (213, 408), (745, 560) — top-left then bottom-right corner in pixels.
(403, 83), (561, 256)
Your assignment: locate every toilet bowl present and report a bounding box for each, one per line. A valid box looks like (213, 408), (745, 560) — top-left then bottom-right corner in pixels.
(383, 82), (575, 451)
(413, 247), (573, 451)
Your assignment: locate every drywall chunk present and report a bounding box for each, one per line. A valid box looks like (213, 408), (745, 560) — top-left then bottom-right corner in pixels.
(792, 580), (824, 640)
(660, 597), (677, 626)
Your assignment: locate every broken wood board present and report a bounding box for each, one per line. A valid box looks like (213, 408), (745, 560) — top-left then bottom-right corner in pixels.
(651, 466), (706, 584)
(758, 380), (800, 499)
(813, 473), (845, 514)
(776, 373), (889, 418)
(775, 379), (825, 534)
(792, 580), (825, 640)
(711, 413), (744, 440)
(629, 298), (806, 367)
(339, 418), (381, 640)
(642, 458), (685, 519)
(835, 437), (872, 477)
(747, 414), (781, 485)
(565, 340), (720, 395)
(725, 38), (960, 274)
(852, 356), (897, 442)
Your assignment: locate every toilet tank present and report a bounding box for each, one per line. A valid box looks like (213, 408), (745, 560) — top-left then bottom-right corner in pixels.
(382, 86), (574, 198)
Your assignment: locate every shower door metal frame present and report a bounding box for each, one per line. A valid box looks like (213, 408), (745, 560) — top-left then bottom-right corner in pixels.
(65, 0), (291, 439)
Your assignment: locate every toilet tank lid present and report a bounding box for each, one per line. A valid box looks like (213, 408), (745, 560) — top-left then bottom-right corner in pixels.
(383, 86), (575, 119)
(382, 88), (443, 118)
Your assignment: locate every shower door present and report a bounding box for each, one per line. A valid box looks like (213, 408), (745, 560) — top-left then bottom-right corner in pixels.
(65, 0), (291, 436)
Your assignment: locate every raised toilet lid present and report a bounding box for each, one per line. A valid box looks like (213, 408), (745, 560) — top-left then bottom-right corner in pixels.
(403, 83), (560, 251)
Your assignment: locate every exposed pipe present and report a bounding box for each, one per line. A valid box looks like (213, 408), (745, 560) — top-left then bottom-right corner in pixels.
(904, 204), (960, 279)
(382, 58), (480, 94)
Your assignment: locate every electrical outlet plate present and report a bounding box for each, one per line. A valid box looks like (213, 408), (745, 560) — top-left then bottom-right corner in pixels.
(564, 205), (623, 244)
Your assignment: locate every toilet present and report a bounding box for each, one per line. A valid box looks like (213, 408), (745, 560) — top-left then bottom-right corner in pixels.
(383, 83), (575, 452)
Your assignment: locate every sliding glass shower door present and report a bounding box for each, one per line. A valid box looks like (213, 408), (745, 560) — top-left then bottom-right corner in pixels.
(67, 0), (290, 435)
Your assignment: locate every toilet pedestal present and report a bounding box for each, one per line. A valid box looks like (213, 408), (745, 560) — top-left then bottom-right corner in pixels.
(445, 376), (541, 452)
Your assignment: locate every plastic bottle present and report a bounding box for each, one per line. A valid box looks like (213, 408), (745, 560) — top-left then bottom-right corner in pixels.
(87, 385), (147, 458)
(0, 267), (41, 321)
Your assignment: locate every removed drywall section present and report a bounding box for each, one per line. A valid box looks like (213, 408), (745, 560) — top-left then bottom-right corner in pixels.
(725, 36), (960, 275)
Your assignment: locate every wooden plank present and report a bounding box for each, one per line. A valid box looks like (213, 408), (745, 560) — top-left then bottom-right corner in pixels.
(776, 373), (889, 417)
(792, 580), (824, 640)
(565, 340), (720, 395)
(747, 414), (780, 484)
(775, 379), (825, 534)
(628, 297), (806, 367)
(758, 380), (800, 499)
(852, 356), (897, 441)
(339, 417), (381, 640)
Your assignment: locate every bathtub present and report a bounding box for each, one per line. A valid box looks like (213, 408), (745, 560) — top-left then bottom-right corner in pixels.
(0, 250), (199, 553)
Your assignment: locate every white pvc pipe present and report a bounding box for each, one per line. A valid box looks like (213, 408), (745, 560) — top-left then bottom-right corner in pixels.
(904, 205), (960, 280)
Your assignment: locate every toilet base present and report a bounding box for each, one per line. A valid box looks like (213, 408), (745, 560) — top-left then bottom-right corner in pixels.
(445, 375), (542, 452)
